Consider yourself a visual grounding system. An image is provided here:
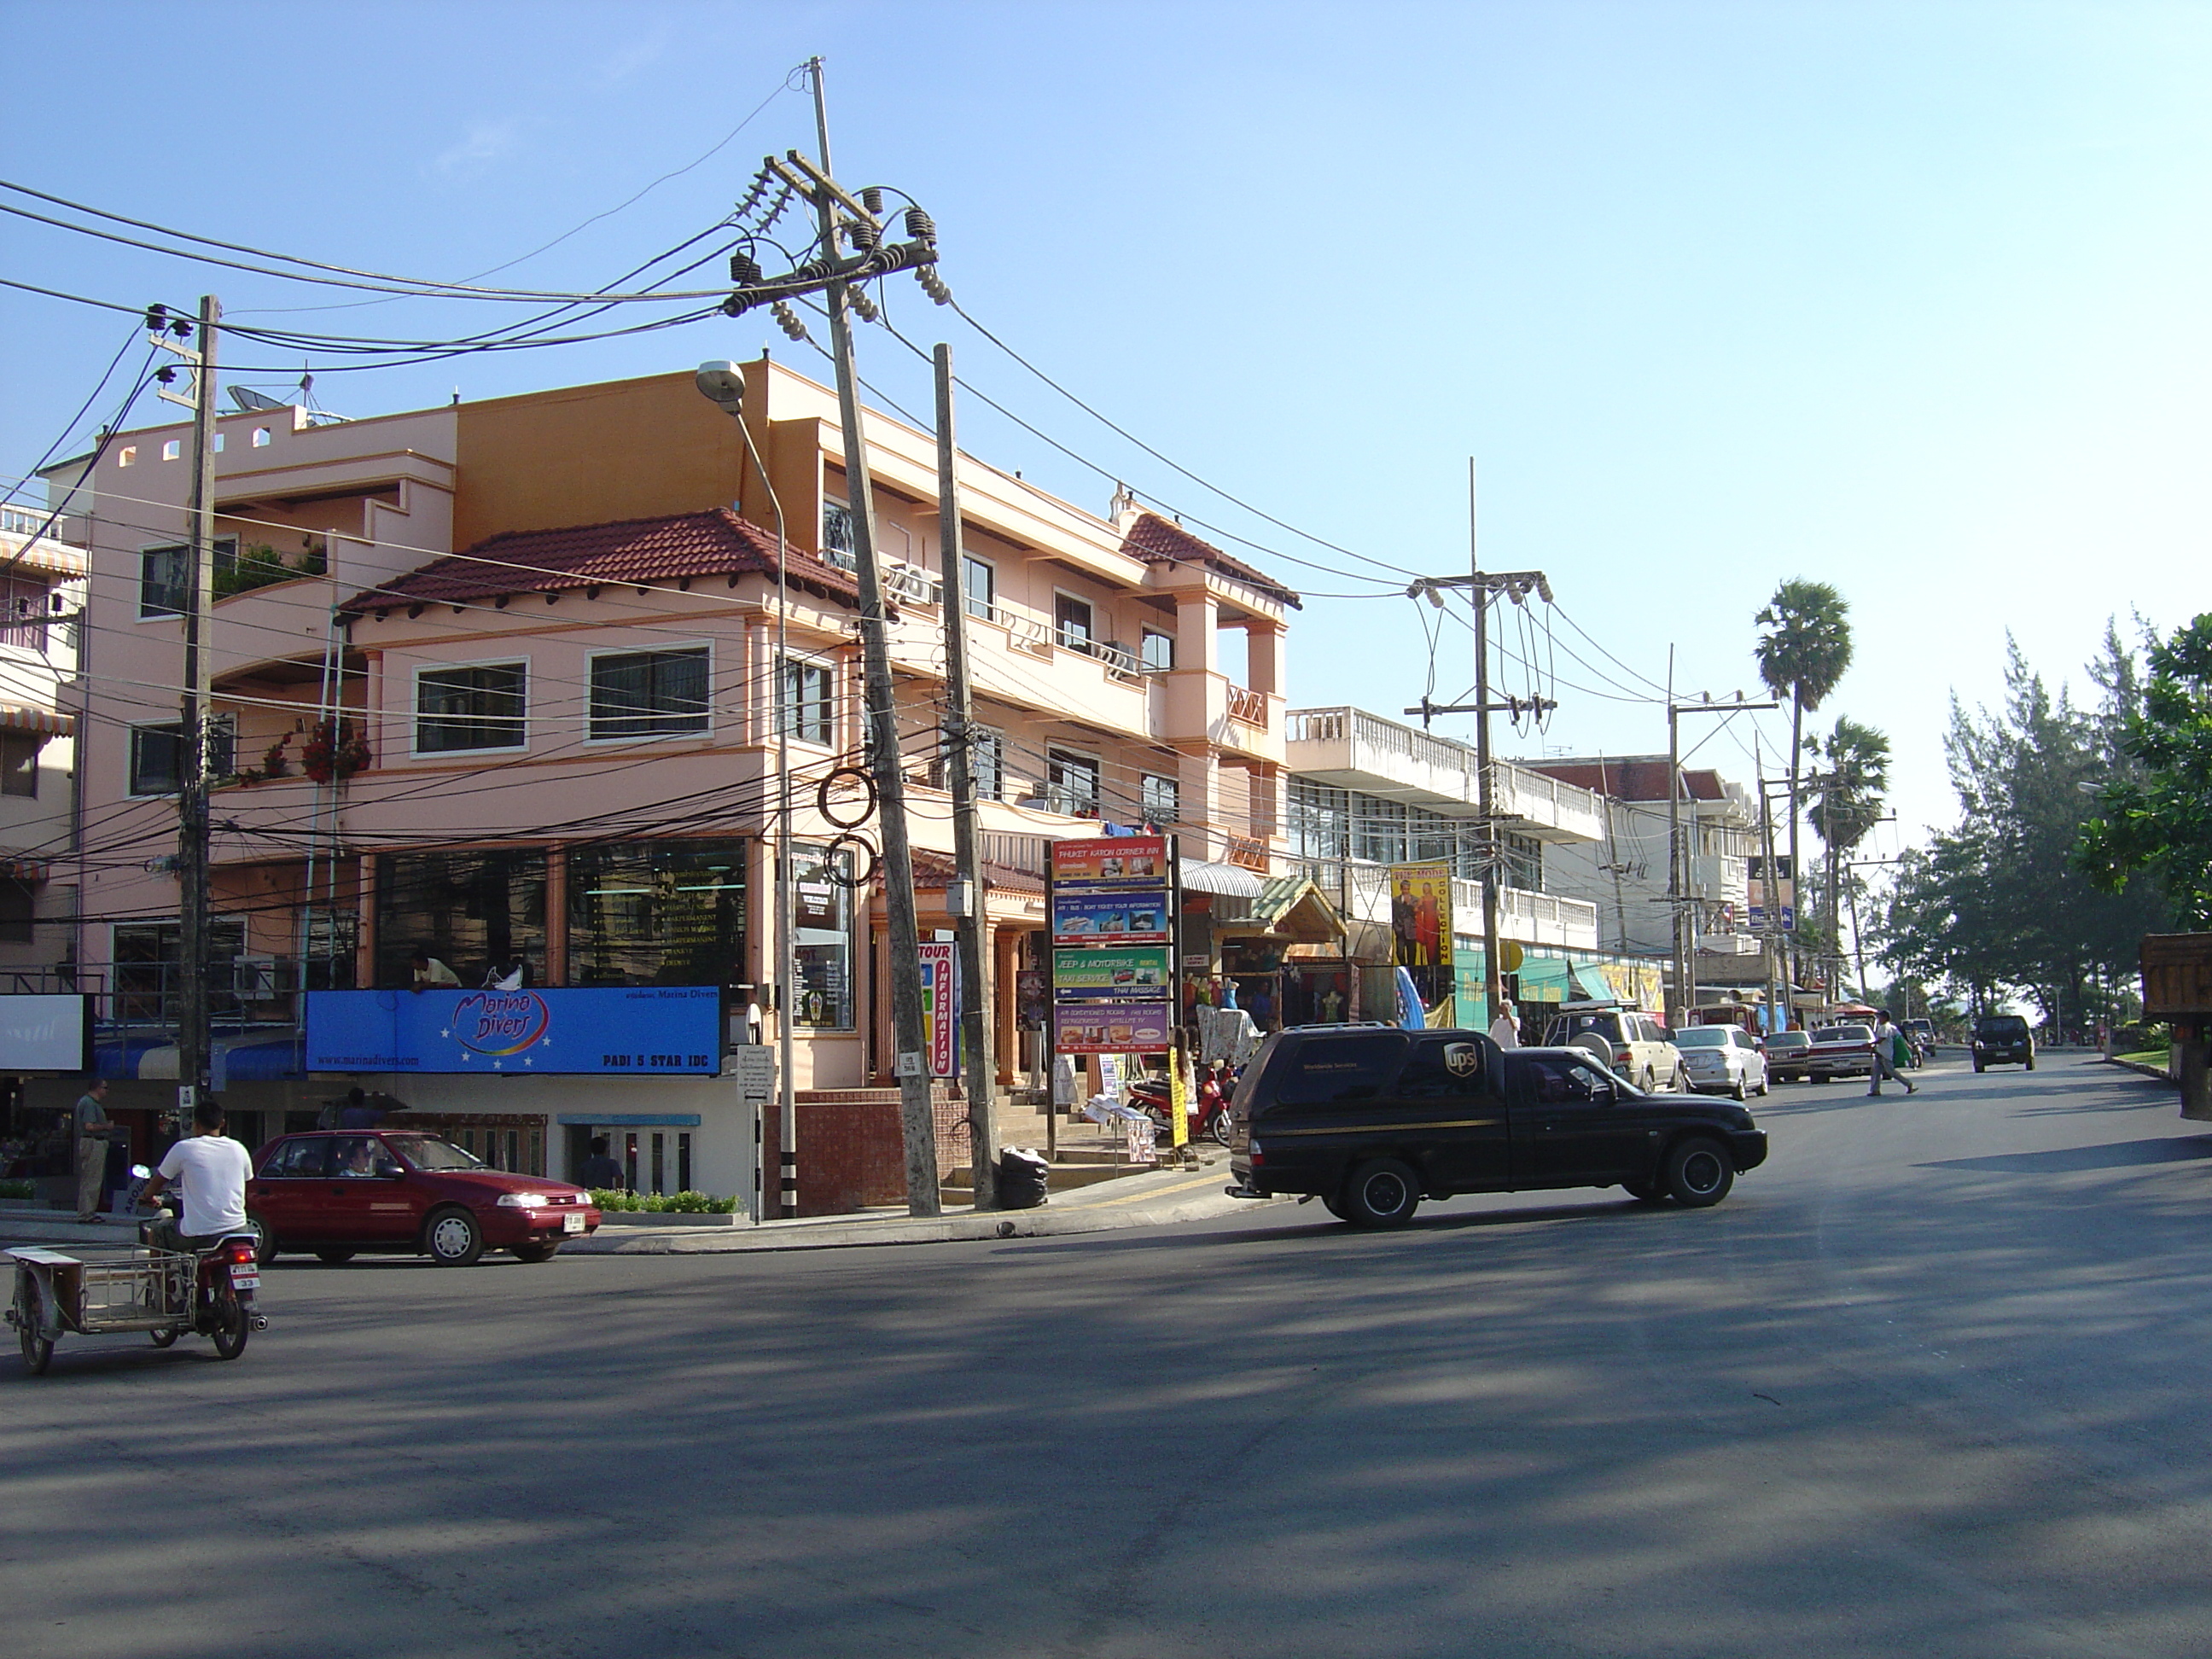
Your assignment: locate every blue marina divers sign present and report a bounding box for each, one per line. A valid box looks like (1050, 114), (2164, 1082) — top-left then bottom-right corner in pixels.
(305, 987), (723, 1076)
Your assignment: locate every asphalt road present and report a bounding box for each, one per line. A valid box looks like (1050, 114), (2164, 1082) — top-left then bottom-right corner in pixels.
(9, 1053), (2212, 1659)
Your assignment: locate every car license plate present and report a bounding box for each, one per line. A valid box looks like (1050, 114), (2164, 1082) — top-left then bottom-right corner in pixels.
(562, 1212), (585, 1234)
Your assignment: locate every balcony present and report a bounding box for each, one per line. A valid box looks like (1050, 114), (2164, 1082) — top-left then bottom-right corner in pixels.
(1452, 877), (1600, 951)
(1286, 706), (1603, 843)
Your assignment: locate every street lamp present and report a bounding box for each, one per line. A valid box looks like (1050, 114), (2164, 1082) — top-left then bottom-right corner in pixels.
(696, 360), (798, 1220)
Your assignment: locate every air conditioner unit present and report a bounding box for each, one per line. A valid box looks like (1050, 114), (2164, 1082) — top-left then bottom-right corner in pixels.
(233, 956), (279, 997)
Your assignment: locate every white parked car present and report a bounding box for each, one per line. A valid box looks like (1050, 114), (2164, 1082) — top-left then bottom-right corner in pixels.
(1673, 1023), (1770, 1101)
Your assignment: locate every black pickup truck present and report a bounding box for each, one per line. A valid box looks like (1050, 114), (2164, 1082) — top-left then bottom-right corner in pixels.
(1227, 1026), (1768, 1228)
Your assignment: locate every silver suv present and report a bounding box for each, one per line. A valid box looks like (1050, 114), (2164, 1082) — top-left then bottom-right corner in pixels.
(1541, 1004), (1687, 1093)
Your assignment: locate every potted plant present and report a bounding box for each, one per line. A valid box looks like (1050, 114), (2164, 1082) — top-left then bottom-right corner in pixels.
(300, 719), (370, 783)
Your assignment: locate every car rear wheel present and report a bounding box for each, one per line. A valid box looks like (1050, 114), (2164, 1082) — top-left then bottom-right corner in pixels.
(510, 1242), (560, 1264)
(424, 1207), (485, 1267)
(1731, 1074), (1748, 1102)
(1663, 1138), (1734, 1208)
(1639, 1068), (1657, 1093)
(1340, 1159), (1421, 1229)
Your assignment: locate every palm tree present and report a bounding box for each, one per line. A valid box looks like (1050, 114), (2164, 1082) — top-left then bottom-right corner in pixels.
(1755, 580), (1854, 981)
(1808, 716), (1891, 995)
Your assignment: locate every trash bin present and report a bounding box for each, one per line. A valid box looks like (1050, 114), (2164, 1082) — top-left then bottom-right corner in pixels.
(997, 1147), (1050, 1209)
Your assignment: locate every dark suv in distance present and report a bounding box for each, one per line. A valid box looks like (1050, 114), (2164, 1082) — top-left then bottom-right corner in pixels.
(1225, 1026), (1767, 1228)
(1970, 1015), (2036, 1073)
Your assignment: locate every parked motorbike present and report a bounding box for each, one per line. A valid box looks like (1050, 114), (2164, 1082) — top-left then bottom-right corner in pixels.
(1127, 1068), (1233, 1148)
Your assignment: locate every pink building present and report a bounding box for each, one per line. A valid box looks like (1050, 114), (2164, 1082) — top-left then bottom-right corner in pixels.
(38, 360), (1301, 1208)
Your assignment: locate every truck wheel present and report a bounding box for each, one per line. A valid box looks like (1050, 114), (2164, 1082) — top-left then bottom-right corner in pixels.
(1663, 1138), (1734, 1208)
(424, 1208), (486, 1267)
(1340, 1159), (1421, 1229)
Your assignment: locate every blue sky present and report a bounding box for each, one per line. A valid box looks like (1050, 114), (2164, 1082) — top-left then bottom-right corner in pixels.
(3, 1), (2206, 850)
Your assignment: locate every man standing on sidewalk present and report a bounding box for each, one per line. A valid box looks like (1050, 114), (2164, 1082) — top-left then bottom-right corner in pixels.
(73, 1077), (124, 1223)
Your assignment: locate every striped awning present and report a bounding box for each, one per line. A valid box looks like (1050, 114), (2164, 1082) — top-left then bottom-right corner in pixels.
(0, 706), (73, 738)
(1178, 858), (1265, 898)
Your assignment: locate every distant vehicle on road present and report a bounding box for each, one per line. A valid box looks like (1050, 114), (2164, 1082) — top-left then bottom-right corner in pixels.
(1763, 1030), (1813, 1083)
(1971, 1015), (2036, 1073)
(1901, 1018), (1936, 1065)
(1674, 1023), (1770, 1100)
(247, 1132), (601, 1266)
(1541, 1004), (1688, 1093)
(1225, 1026), (1767, 1226)
(1807, 1023), (1877, 1083)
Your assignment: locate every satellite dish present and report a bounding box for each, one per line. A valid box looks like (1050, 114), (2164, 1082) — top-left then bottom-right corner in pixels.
(228, 387), (288, 413)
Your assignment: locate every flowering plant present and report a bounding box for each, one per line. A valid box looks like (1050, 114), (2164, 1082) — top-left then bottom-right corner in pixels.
(300, 718), (370, 783)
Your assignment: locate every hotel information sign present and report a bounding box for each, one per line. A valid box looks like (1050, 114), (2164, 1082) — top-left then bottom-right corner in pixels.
(1049, 834), (1178, 1060)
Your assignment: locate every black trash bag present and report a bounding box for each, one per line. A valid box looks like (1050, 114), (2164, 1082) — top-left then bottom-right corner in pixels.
(997, 1146), (1051, 1210)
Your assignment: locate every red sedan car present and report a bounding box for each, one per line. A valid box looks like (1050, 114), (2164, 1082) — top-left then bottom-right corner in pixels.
(247, 1131), (600, 1266)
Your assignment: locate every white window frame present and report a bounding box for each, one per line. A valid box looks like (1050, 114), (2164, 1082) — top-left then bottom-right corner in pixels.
(776, 651), (837, 748)
(584, 641), (714, 745)
(410, 655), (532, 758)
(1045, 745), (1103, 817)
(1141, 629), (1175, 672)
(1140, 771), (1180, 823)
(961, 554), (995, 623)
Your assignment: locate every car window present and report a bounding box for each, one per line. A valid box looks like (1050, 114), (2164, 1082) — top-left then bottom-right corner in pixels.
(1674, 1027), (1728, 1048)
(1272, 1034), (1406, 1108)
(1523, 1054), (1616, 1104)
(261, 1138), (329, 1178)
(1813, 1026), (1871, 1042)
(1395, 1037), (1488, 1098)
(333, 1135), (403, 1178)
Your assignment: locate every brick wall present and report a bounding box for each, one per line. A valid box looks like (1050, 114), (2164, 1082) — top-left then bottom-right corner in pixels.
(761, 1087), (967, 1217)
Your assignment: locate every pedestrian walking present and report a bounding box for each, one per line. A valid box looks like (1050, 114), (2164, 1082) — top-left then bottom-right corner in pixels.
(1868, 1011), (1917, 1097)
(72, 1077), (124, 1223)
(576, 1136), (624, 1190)
(1489, 1000), (1522, 1051)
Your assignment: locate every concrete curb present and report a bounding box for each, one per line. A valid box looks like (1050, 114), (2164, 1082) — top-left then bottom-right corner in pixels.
(565, 1169), (1283, 1255)
(2102, 1056), (2175, 1084)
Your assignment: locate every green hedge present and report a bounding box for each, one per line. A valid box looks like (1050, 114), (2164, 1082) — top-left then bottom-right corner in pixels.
(0, 1178), (37, 1201)
(587, 1188), (738, 1214)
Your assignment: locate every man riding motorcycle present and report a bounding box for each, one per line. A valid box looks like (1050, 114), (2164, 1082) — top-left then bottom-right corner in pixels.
(140, 1097), (254, 1254)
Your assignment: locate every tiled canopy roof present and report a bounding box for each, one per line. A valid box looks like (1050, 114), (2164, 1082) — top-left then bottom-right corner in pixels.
(1120, 512), (1301, 610)
(1527, 759), (1726, 803)
(343, 508), (859, 614)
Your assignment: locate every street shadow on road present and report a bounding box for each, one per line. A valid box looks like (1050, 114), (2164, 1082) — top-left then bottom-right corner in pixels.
(1919, 1135), (2212, 1174)
(998, 1194), (1686, 1257)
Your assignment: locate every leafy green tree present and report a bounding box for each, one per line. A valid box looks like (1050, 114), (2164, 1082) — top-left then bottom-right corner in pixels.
(2076, 614), (2212, 927)
(1754, 579), (1854, 981)
(1807, 716), (1890, 991)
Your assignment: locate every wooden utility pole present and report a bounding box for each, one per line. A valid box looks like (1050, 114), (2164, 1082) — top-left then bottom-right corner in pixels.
(175, 294), (219, 1126)
(933, 344), (997, 1209)
(807, 60), (940, 1216)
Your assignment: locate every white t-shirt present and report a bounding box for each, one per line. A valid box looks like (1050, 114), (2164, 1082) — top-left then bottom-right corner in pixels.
(1490, 1014), (1522, 1051)
(158, 1134), (253, 1238)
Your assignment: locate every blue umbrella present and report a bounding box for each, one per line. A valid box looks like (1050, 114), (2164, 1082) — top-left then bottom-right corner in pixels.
(1394, 967), (1425, 1031)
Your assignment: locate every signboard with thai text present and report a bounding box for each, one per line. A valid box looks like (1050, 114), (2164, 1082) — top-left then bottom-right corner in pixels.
(1053, 999), (1176, 1055)
(1051, 946), (1171, 998)
(1051, 834), (1168, 888)
(1051, 888), (1171, 947)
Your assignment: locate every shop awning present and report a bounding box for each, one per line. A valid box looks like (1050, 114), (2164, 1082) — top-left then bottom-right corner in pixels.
(1514, 956), (1575, 1003)
(0, 706), (72, 738)
(1179, 858), (1266, 899)
(1214, 875), (1345, 942)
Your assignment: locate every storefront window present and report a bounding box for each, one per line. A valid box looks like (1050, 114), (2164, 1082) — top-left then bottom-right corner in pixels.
(791, 843), (854, 1029)
(566, 839), (747, 987)
(375, 849), (546, 990)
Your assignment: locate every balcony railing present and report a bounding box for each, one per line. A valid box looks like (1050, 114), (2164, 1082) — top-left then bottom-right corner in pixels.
(1287, 706), (1601, 838)
(1225, 684), (1268, 728)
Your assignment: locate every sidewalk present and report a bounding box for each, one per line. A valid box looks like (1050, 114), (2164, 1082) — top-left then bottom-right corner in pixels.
(1, 1153), (1285, 1257)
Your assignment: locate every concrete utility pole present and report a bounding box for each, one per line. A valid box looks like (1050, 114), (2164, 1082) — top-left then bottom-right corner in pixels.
(806, 59), (940, 1216)
(1664, 690), (1778, 1024)
(933, 343), (997, 1210)
(1755, 742), (1788, 1033)
(1402, 463), (1553, 1032)
(174, 294), (219, 1127)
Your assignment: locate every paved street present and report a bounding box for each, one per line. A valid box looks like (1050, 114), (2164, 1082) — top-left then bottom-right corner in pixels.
(9, 1053), (2212, 1658)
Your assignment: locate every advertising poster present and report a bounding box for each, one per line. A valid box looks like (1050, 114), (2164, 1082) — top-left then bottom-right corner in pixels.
(1389, 861), (1455, 969)
(1051, 834), (1168, 888)
(306, 987), (723, 1074)
(1051, 889), (1172, 947)
(918, 941), (958, 1079)
(1053, 999), (1176, 1054)
(1052, 946), (1171, 998)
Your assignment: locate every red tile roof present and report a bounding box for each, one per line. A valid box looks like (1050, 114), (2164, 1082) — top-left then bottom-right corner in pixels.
(1527, 759), (1727, 803)
(342, 508), (860, 614)
(1120, 512), (1301, 609)
(904, 848), (1049, 896)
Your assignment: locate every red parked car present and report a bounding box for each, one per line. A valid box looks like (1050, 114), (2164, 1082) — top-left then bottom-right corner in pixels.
(247, 1131), (600, 1267)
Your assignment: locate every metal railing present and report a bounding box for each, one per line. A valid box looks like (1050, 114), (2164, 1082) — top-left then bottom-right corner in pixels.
(1286, 706), (1602, 830)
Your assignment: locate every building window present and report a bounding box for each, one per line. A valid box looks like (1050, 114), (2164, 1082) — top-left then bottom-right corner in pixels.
(1141, 773), (1180, 823)
(0, 731), (40, 798)
(0, 881), (32, 945)
(129, 719), (232, 796)
(792, 843), (855, 1028)
(114, 917), (247, 1021)
(962, 556), (994, 621)
(1054, 592), (1094, 654)
(139, 538), (238, 620)
(971, 729), (1004, 800)
(567, 839), (747, 989)
(1288, 780), (1350, 861)
(590, 648), (709, 740)
(1046, 748), (1101, 817)
(777, 657), (834, 745)
(822, 498), (856, 569)
(1141, 630), (1175, 672)
(375, 848), (546, 990)
(416, 663), (527, 753)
